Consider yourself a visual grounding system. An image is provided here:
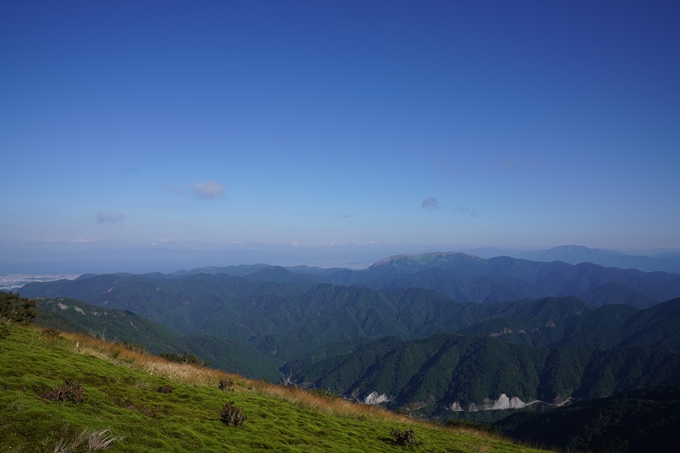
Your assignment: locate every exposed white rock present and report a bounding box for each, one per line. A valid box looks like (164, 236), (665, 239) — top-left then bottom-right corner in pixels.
(449, 401), (464, 412)
(57, 303), (69, 310)
(448, 393), (552, 412)
(363, 391), (391, 405)
(74, 307), (85, 315)
(486, 394), (528, 410)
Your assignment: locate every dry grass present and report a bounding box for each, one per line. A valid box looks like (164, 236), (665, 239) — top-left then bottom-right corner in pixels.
(52, 329), (416, 423)
(48, 328), (519, 441)
(250, 379), (410, 422)
(53, 426), (123, 453)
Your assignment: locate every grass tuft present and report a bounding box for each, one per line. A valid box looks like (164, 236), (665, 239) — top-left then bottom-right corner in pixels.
(53, 426), (123, 452)
(390, 427), (423, 447)
(42, 379), (84, 403)
(219, 401), (247, 426)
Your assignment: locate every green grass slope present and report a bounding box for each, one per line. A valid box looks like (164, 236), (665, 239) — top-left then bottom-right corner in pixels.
(0, 325), (545, 453)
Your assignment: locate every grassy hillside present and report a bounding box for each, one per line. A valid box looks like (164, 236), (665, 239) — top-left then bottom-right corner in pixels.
(0, 325), (546, 453)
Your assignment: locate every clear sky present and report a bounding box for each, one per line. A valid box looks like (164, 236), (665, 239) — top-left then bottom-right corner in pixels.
(1, 1), (679, 271)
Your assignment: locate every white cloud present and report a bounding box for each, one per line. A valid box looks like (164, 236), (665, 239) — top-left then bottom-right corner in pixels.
(190, 180), (225, 199)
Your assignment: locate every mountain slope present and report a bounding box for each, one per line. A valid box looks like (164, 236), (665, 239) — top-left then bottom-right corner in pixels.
(496, 384), (680, 453)
(34, 297), (282, 380)
(294, 334), (680, 408)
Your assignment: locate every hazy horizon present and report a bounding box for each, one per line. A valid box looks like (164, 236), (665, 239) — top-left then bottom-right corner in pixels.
(2, 242), (680, 275)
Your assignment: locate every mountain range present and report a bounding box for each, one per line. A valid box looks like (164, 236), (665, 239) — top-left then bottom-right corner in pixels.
(11, 250), (680, 452)
(17, 252), (680, 362)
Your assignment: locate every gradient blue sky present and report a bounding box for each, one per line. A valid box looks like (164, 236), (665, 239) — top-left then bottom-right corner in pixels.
(2, 1), (679, 269)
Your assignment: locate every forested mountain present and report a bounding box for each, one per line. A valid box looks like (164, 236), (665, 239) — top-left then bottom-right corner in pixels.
(19, 270), (600, 360)
(321, 252), (680, 306)
(293, 334), (680, 408)
(34, 297), (282, 380)
(16, 250), (680, 443)
(18, 252), (680, 362)
(23, 252), (680, 311)
(496, 384), (680, 453)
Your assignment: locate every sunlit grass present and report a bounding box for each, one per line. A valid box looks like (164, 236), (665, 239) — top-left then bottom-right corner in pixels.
(0, 325), (549, 452)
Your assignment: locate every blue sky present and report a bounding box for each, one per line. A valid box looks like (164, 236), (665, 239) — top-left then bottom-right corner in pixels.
(1, 1), (679, 270)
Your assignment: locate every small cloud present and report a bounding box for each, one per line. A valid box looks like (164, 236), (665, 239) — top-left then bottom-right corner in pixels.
(162, 180), (225, 199)
(422, 197), (441, 210)
(96, 211), (125, 224)
(454, 207), (477, 217)
(190, 180), (225, 199)
(120, 166), (139, 175)
(341, 214), (351, 219)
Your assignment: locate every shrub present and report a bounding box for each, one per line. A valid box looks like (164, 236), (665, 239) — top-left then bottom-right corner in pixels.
(310, 387), (337, 399)
(160, 352), (210, 367)
(444, 418), (501, 435)
(42, 327), (61, 338)
(0, 324), (10, 340)
(390, 428), (422, 447)
(42, 379), (84, 403)
(117, 341), (147, 354)
(595, 438), (629, 453)
(219, 378), (234, 392)
(0, 292), (36, 324)
(220, 401), (247, 426)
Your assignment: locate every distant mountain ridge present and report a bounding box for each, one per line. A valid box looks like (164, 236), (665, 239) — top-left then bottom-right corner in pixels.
(516, 245), (680, 273)
(18, 252), (680, 361)
(324, 252), (680, 306)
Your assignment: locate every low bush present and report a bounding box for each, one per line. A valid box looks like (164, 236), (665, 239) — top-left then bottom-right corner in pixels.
(117, 341), (147, 354)
(220, 401), (247, 426)
(219, 378), (234, 392)
(390, 427), (422, 447)
(42, 379), (84, 403)
(445, 418), (501, 435)
(160, 352), (210, 367)
(0, 292), (36, 324)
(310, 387), (337, 399)
(42, 327), (61, 338)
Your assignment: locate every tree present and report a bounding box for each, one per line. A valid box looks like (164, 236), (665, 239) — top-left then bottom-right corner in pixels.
(0, 292), (37, 325)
